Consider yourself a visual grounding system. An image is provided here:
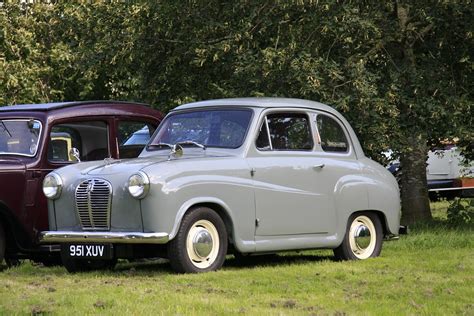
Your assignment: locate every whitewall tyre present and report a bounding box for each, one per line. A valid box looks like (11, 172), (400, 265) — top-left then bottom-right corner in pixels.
(334, 212), (383, 261)
(168, 207), (227, 273)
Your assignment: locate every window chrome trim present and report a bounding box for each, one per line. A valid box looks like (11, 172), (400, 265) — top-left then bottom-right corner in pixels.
(264, 116), (273, 151)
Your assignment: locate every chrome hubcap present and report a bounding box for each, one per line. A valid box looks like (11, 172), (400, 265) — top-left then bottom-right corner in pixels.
(192, 228), (213, 258)
(353, 224), (371, 249)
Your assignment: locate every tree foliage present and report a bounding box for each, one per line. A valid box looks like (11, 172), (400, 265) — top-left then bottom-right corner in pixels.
(0, 1), (472, 224)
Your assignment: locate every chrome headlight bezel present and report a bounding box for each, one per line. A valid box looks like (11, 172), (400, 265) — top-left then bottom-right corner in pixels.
(43, 172), (63, 200)
(127, 171), (150, 199)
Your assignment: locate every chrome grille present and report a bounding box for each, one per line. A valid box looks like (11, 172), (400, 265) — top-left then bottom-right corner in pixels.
(75, 179), (112, 230)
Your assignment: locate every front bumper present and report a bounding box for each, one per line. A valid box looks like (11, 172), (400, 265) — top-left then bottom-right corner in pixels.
(40, 231), (169, 244)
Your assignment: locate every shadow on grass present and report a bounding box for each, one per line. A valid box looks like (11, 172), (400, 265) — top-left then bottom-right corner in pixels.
(0, 251), (338, 276)
(224, 253), (334, 269)
(114, 258), (174, 275)
(111, 252), (334, 274)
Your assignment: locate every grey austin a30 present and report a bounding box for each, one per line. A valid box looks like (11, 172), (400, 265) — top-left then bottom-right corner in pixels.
(40, 98), (401, 273)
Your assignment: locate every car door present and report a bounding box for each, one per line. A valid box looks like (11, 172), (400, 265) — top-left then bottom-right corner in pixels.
(310, 111), (362, 230)
(247, 110), (334, 236)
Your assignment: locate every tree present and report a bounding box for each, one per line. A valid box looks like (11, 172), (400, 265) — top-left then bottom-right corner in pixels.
(361, 1), (473, 223)
(1, 2), (472, 224)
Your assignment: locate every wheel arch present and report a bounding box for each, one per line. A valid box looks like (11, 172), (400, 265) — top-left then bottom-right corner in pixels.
(348, 209), (390, 237)
(170, 198), (235, 247)
(190, 202), (235, 246)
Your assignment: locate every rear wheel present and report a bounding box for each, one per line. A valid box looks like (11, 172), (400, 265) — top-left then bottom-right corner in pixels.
(168, 207), (227, 273)
(334, 212), (383, 260)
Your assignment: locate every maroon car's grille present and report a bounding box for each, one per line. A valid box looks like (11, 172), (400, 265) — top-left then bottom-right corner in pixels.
(75, 179), (112, 230)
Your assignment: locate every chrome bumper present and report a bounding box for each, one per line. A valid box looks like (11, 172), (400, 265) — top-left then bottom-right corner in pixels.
(40, 231), (169, 244)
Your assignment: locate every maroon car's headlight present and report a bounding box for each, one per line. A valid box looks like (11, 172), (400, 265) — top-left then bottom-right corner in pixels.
(43, 173), (63, 199)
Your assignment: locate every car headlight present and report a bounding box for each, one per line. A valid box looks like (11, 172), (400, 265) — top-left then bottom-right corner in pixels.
(43, 173), (63, 199)
(128, 171), (150, 199)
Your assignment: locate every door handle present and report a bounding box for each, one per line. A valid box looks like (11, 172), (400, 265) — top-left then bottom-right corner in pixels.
(313, 163), (325, 170)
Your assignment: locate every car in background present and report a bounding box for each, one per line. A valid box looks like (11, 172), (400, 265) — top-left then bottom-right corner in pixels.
(123, 126), (151, 146)
(385, 146), (474, 199)
(426, 145), (474, 199)
(40, 98), (401, 273)
(0, 101), (163, 266)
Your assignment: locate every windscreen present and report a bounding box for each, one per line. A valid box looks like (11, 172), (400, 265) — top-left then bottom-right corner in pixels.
(149, 109), (252, 149)
(0, 119), (42, 157)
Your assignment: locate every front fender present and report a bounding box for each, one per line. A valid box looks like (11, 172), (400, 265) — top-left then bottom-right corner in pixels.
(169, 197), (232, 239)
(140, 159), (256, 252)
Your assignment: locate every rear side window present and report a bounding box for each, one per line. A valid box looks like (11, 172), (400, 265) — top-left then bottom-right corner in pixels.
(316, 114), (349, 153)
(256, 113), (313, 151)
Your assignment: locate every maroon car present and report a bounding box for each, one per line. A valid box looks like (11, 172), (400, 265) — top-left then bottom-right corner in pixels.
(0, 101), (163, 266)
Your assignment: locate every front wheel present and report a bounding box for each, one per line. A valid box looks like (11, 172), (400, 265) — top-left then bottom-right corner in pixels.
(0, 222), (5, 265)
(168, 207), (228, 273)
(334, 212), (383, 260)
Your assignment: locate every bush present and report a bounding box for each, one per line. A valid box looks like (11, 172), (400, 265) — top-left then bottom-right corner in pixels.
(446, 198), (474, 225)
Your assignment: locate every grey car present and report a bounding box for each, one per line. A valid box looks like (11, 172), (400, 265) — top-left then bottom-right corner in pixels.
(40, 98), (401, 273)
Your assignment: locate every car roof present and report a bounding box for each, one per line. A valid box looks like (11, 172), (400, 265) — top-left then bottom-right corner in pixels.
(173, 97), (338, 115)
(0, 100), (150, 112)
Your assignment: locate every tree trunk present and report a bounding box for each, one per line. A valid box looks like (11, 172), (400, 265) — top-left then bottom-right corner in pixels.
(395, 3), (433, 225)
(399, 134), (432, 225)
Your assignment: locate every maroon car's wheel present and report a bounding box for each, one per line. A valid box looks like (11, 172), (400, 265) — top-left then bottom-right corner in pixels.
(168, 207), (227, 273)
(0, 222), (5, 264)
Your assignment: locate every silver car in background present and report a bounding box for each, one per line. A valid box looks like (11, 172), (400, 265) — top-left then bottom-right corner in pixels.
(40, 98), (401, 273)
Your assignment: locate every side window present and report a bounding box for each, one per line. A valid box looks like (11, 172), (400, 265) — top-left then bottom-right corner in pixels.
(118, 121), (155, 158)
(48, 121), (109, 163)
(256, 113), (313, 151)
(316, 114), (349, 153)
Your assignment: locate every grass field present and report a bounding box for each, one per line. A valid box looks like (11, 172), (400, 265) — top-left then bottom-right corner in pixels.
(1, 202), (472, 315)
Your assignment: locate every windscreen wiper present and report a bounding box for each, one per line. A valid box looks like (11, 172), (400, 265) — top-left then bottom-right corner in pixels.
(0, 120), (12, 137)
(147, 142), (173, 149)
(175, 140), (206, 150)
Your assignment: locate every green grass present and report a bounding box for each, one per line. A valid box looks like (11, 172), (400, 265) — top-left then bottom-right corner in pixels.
(1, 202), (473, 315)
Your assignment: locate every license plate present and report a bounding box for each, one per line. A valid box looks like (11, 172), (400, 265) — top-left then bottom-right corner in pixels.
(61, 244), (113, 260)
